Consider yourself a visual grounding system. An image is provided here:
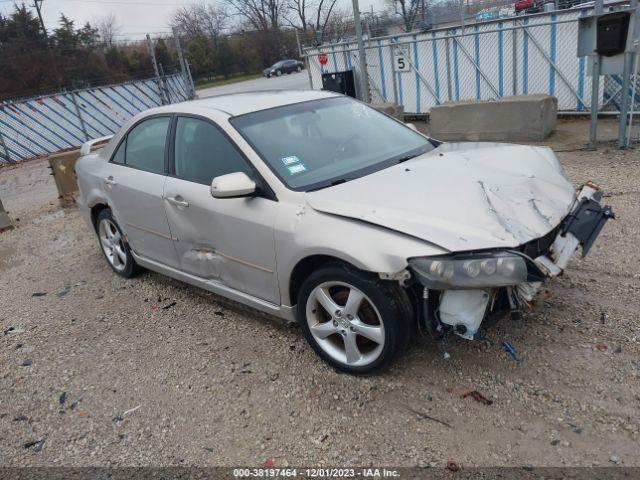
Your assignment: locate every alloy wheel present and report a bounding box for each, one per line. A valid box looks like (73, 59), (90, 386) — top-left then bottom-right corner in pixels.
(98, 218), (127, 272)
(305, 281), (385, 367)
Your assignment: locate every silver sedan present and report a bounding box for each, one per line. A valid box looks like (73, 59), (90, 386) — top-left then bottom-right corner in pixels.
(76, 90), (613, 374)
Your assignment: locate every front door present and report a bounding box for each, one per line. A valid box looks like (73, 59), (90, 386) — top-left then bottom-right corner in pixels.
(102, 116), (180, 269)
(163, 115), (280, 304)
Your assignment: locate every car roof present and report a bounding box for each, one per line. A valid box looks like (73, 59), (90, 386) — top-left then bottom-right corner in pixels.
(164, 90), (341, 117)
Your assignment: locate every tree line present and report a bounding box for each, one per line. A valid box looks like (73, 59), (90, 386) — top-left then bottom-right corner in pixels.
(0, 0), (495, 101)
(0, 0), (352, 102)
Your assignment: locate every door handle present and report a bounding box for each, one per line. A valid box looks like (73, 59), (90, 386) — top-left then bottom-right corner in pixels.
(104, 176), (117, 186)
(166, 195), (189, 208)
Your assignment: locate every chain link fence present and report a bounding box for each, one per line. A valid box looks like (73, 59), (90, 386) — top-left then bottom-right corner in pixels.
(303, 3), (639, 118)
(0, 73), (190, 164)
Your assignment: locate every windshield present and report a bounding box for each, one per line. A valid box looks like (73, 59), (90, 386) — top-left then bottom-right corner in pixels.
(230, 97), (435, 191)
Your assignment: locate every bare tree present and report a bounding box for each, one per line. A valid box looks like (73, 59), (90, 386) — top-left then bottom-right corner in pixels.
(389, 0), (422, 32)
(95, 12), (120, 47)
(285, 0), (339, 44)
(170, 1), (229, 46)
(225, 0), (285, 32)
(320, 6), (350, 43)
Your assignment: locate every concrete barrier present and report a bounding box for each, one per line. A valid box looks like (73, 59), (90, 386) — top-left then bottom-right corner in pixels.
(0, 197), (13, 232)
(429, 95), (557, 142)
(48, 149), (83, 208)
(371, 102), (404, 121)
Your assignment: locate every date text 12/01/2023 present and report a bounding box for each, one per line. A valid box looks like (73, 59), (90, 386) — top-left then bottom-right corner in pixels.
(232, 468), (400, 477)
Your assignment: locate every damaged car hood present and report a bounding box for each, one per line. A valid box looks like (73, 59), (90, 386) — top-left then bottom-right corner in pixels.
(304, 143), (576, 252)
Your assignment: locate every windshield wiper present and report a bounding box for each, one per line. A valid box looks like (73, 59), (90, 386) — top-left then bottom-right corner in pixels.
(396, 153), (420, 163)
(307, 178), (354, 192)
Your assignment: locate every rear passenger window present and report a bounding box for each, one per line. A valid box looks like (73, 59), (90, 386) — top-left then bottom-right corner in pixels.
(174, 117), (253, 185)
(123, 117), (170, 174)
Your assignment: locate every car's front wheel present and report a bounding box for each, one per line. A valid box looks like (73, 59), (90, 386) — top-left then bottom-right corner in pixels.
(96, 209), (141, 278)
(297, 264), (412, 374)
(296, 66), (302, 72)
(276, 69), (282, 76)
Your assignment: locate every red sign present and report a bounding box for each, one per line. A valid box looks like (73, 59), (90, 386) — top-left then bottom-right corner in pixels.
(318, 53), (328, 66)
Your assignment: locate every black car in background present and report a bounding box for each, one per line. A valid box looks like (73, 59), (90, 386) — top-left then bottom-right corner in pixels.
(263, 59), (305, 77)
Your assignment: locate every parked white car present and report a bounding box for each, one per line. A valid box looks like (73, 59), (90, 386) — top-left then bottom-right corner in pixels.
(76, 91), (613, 374)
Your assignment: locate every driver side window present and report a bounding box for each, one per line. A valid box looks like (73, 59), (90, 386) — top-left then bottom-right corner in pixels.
(174, 116), (253, 186)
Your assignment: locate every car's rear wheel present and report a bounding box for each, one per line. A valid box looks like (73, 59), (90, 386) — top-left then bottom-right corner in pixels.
(96, 209), (141, 278)
(297, 264), (412, 374)
(296, 66), (302, 72)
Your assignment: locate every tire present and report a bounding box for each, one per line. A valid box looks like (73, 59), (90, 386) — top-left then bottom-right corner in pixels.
(296, 66), (302, 72)
(95, 209), (141, 278)
(276, 69), (282, 76)
(297, 263), (412, 374)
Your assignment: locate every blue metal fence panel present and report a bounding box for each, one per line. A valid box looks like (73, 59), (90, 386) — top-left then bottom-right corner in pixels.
(304, 5), (620, 115)
(0, 73), (188, 163)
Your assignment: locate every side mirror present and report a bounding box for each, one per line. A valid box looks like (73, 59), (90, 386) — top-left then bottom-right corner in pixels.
(406, 122), (418, 131)
(211, 172), (256, 199)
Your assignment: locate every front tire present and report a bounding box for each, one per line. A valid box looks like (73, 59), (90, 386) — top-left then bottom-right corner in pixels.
(296, 66), (302, 72)
(96, 209), (141, 278)
(297, 264), (412, 374)
(276, 69), (282, 77)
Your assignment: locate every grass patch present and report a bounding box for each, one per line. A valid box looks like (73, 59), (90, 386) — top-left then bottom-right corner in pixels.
(195, 73), (263, 90)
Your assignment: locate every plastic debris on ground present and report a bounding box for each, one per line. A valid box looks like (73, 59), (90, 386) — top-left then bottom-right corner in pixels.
(461, 390), (493, 405)
(502, 341), (523, 362)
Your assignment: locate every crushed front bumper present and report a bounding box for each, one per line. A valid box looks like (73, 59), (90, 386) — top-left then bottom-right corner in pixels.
(515, 182), (614, 307)
(533, 182), (614, 278)
(419, 182), (614, 340)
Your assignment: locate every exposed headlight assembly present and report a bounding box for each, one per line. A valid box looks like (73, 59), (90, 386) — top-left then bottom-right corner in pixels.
(409, 251), (529, 289)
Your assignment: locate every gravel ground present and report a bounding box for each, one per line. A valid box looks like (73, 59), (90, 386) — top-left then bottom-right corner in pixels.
(0, 118), (638, 468)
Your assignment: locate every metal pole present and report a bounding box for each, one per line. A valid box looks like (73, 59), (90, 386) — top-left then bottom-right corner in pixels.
(32, 0), (48, 40)
(512, 27), (518, 95)
(445, 35), (453, 101)
(0, 129), (13, 164)
(618, 51), (634, 147)
(158, 63), (172, 102)
(619, 0), (638, 148)
(173, 28), (192, 99)
(298, 30), (315, 89)
(71, 92), (89, 140)
(147, 34), (168, 105)
(390, 44), (399, 104)
(185, 60), (196, 99)
(589, 0), (604, 149)
(351, 0), (370, 103)
(626, 51), (638, 147)
(295, 29), (303, 57)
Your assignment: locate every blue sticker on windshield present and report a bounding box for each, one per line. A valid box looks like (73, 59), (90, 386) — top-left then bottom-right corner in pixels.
(281, 155), (300, 166)
(287, 163), (307, 175)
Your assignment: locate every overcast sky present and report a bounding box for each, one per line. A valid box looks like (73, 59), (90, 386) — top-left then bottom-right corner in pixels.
(1, 0), (386, 40)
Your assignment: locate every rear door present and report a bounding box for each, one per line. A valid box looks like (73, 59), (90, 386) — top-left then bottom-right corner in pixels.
(101, 115), (180, 268)
(163, 115), (280, 304)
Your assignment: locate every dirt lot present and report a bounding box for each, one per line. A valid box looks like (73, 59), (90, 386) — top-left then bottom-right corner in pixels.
(0, 118), (639, 468)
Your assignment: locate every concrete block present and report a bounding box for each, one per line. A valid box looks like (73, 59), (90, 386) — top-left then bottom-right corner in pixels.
(48, 149), (83, 208)
(429, 95), (557, 142)
(0, 198), (13, 232)
(371, 102), (404, 121)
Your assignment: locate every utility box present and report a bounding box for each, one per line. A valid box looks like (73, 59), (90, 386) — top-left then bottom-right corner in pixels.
(578, 8), (637, 74)
(597, 12), (631, 56)
(321, 70), (357, 99)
